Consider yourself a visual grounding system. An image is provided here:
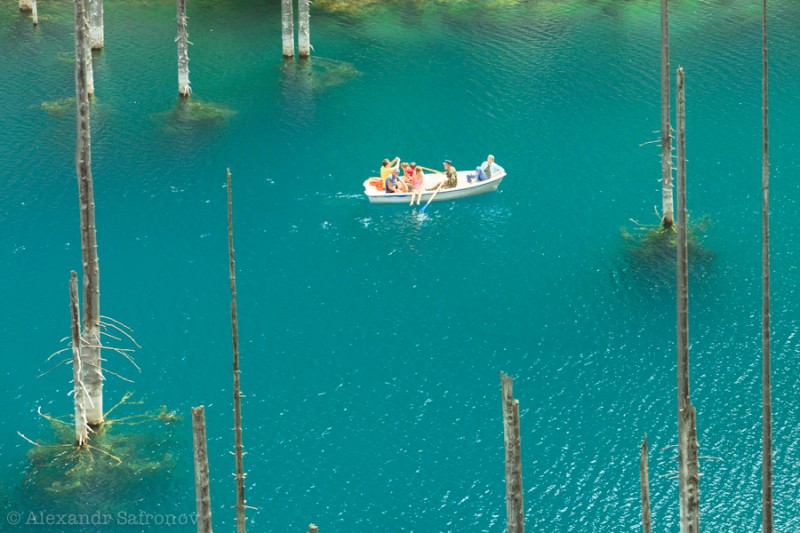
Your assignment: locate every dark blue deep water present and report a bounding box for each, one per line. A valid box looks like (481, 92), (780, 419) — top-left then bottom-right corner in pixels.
(2, 0), (800, 530)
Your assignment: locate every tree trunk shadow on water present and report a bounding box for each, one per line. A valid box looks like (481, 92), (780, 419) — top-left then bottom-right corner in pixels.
(16, 394), (181, 519)
(619, 214), (714, 283)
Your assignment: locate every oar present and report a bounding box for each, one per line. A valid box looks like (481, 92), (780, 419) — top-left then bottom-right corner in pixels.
(420, 180), (445, 214)
(418, 165), (443, 174)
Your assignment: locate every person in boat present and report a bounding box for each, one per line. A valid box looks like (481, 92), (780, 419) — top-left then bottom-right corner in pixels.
(441, 159), (458, 189)
(409, 166), (424, 205)
(467, 154), (503, 183)
(385, 169), (407, 194)
(400, 162), (413, 190)
(481, 154), (502, 178)
(380, 156), (401, 188)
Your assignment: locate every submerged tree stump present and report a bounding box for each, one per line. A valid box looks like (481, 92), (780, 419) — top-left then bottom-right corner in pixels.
(69, 272), (89, 446)
(177, 0), (191, 97)
(501, 372), (524, 533)
(88, 0), (104, 49)
(74, 0), (103, 428)
(282, 0), (294, 58)
(298, 0), (311, 57)
(19, 0), (32, 12)
(640, 434), (652, 533)
(675, 66), (700, 533)
(192, 406), (213, 533)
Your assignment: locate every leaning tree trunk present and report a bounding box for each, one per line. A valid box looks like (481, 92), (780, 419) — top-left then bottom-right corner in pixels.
(88, 0), (104, 49)
(228, 169), (247, 533)
(660, 0), (674, 228)
(761, 1), (773, 530)
(74, 0), (103, 429)
(69, 271), (89, 446)
(19, 0), (32, 11)
(281, 0), (294, 58)
(298, 0), (311, 58)
(176, 0), (191, 98)
(675, 66), (700, 533)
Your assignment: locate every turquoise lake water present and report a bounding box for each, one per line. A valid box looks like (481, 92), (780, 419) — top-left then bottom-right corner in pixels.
(2, 0), (800, 530)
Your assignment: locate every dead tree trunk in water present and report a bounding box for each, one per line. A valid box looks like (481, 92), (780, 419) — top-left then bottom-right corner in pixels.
(192, 406), (214, 533)
(298, 0), (311, 58)
(19, 0), (32, 11)
(660, 0), (673, 228)
(281, 0), (294, 58)
(31, 0), (38, 26)
(640, 434), (652, 533)
(88, 0), (103, 49)
(176, 0), (191, 98)
(501, 372), (524, 533)
(760, 1), (773, 530)
(228, 169), (247, 533)
(74, 0), (103, 428)
(69, 272), (89, 446)
(675, 67), (699, 533)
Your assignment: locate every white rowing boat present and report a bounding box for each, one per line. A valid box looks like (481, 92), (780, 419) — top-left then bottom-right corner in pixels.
(362, 167), (506, 205)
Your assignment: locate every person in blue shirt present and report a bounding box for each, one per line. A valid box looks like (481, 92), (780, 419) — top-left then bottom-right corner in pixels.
(385, 169), (407, 193)
(468, 154), (503, 183)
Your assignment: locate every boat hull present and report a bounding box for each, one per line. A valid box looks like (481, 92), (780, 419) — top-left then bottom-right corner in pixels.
(363, 170), (505, 204)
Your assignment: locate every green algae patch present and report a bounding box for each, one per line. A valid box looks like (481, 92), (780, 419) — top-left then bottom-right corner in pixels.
(280, 57), (362, 95)
(156, 98), (236, 134)
(20, 394), (181, 516)
(40, 97), (76, 116)
(621, 215), (713, 279)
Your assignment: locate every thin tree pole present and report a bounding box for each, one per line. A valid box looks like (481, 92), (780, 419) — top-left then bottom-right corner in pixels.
(660, 0), (673, 228)
(640, 434), (652, 533)
(69, 271), (89, 446)
(675, 66), (699, 533)
(298, 0), (311, 58)
(177, 0), (192, 98)
(761, 0), (773, 530)
(88, 0), (104, 49)
(31, 0), (38, 26)
(74, 0), (103, 429)
(228, 168), (247, 533)
(501, 372), (524, 533)
(192, 406), (214, 533)
(281, 0), (294, 58)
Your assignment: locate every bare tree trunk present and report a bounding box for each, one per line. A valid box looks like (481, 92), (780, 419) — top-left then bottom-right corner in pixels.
(675, 66), (699, 533)
(177, 0), (192, 98)
(309, 525), (318, 533)
(88, 0), (104, 49)
(19, 0), (32, 12)
(74, 0), (103, 428)
(660, 0), (673, 228)
(192, 406), (214, 533)
(640, 434), (652, 533)
(31, 0), (38, 26)
(70, 272), (89, 446)
(227, 169), (247, 533)
(282, 0), (294, 58)
(761, 1), (773, 530)
(501, 372), (524, 533)
(298, 0), (311, 58)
